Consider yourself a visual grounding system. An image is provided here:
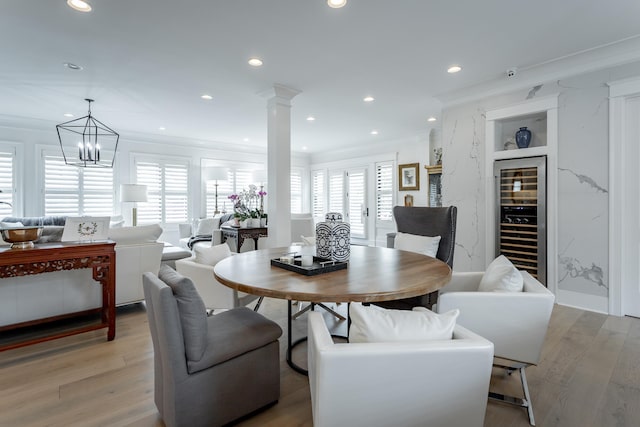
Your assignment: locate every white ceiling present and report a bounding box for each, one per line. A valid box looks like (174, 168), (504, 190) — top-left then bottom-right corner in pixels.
(2, 0), (640, 153)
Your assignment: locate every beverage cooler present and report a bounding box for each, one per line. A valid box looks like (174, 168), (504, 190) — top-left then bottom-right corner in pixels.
(494, 156), (547, 285)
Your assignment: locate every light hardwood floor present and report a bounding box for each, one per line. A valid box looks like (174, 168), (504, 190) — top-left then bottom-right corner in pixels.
(0, 299), (639, 427)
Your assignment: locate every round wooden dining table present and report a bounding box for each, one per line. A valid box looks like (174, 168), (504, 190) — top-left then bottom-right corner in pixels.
(214, 245), (452, 374)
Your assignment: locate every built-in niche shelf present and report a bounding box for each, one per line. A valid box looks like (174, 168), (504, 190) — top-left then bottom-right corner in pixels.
(493, 111), (548, 153)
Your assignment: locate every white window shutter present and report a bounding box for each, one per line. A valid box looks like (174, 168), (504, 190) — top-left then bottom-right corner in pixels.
(44, 154), (114, 216)
(291, 168), (303, 214)
(0, 150), (15, 217)
(376, 162), (393, 221)
(311, 170), (325, 219)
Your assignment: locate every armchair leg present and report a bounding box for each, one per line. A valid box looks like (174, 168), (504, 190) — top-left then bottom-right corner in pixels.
(489, 365), (535, 426)
(253, 297), (264, 312)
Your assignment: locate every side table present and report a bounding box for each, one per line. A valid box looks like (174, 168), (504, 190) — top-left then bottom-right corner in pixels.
(220, 225), (268, 253)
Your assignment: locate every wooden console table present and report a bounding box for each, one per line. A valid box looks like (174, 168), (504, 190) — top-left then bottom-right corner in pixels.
(0, 241), (116, 351)
(220, 225), (268, 252)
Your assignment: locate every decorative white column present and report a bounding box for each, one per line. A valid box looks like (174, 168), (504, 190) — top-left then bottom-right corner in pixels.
(261, 84), (301, 247)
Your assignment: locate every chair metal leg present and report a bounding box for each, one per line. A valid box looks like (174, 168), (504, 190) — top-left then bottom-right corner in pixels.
(292, 303), (313, 319)
(489, 364), (535, 426)
(253, 296), (264, 312)
(292, 302), (346, 321)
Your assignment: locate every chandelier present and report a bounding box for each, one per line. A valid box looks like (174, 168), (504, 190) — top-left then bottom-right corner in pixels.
(56, 99), (119, 167)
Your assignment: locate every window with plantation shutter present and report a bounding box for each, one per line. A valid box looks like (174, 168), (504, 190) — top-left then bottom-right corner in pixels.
(311, 170), (325, 218)
(376, 162), (393, 222)
(205, 168), (257, 217)
(0, 150), (15, 217)
(328, 171), (344, 216)
(291, 168), (303, 214)
(346, 168), (366, 238)
(135, 159), (189, 225)
(43, 154), (114, 216)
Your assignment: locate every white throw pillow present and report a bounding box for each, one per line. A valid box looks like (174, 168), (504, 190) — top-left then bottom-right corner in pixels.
(195, 217), (220, 236)
(0, 221), (24, 229)
(394, 231), (441, 257)
(194, 242), (231, 266)
(478, 255), (524, 292)
(107, 224), (163, 244)
(348, 302), (459, 343)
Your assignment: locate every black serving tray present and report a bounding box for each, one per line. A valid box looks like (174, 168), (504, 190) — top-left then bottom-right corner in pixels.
(271, 256), (348, 276)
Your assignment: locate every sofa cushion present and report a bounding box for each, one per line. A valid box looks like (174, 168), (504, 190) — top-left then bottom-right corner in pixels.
(158, 265), (208, 362)
(349, 302), (459, 343)
(37, 226), (64, 243)
(394, 231), (441, 257)
(478, 255), (523, 292)
(187, 307), (283, 374)
(194, 243), (231, 266)
(107, 224), (162, 244)
(194, 217), (221, 236)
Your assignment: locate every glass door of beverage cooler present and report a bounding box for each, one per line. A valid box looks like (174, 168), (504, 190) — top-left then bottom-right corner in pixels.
(494, 156), (546, 285)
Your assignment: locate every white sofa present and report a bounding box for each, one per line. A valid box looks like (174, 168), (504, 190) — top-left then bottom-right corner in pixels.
(178, 214), (234, 250)
(307, 311), (495, 427)
(0, 224), (164, 327)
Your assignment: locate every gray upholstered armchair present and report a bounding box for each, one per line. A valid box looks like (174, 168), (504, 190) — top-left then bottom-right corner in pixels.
(143, 266), (282, 427)
(380, 205), (457, 309)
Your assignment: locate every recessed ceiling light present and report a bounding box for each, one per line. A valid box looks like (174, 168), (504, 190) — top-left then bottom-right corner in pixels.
(328, 0), (347, 8)
(63, 62), (83, 71)
(67, 0), (92, 12)
(302, 146), (308, 151)
(201, 94), (213, 100)
(159, 127), (166, 131)
(427, 117), (437, 122)
(447, 65), (462, 73)
(243, 138), (250, 142)
(306, 116), (316, 121)
(363, 96), (375, 102)
(371, 130), (379, 135)
(248, 58), (263, 67)
(63, 113), (74, 118)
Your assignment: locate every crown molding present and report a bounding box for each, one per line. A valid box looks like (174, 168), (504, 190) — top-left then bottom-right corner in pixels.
(438, 35), (640, 108)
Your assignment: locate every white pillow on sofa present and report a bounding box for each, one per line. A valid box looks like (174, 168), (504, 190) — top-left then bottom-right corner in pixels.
(195, 217), (221, 236)
(394, 231), (441, 257)
(478, 255), (523, 292)
(108, 224), (163, 244)
(348, 302), (459, 343)
(194, 243), (231, 266)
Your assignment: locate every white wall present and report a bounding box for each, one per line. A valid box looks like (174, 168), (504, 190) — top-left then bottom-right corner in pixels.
(441, 59), (640, 313)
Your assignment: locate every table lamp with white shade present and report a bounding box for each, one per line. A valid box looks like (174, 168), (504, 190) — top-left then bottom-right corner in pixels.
(120, 184), (147, 226)
(204, 167), (228, 214)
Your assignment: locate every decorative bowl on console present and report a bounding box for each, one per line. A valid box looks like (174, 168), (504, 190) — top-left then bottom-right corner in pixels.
(0, 226), (44, 249)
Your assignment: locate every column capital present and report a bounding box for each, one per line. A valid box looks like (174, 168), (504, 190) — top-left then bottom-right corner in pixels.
(258, 84), (302, 102)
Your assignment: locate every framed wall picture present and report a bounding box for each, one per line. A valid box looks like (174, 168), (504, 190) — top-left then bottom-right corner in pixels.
(404, 194), (414, 207)
(398, 163), (420, 191)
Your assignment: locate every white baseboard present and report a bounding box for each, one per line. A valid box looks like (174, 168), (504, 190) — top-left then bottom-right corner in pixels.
(556, 289), (609, 315)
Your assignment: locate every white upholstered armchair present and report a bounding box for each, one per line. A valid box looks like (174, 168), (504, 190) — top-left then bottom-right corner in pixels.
(436, 270), (555, 425)
(175, 244), (261, 313)
(307, 311), (494, 427)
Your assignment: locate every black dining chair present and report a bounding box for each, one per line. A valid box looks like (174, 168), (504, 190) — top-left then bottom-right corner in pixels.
(377, 205), (457, 310)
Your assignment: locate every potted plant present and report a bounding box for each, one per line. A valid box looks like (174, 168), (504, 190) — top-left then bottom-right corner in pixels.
(260, 212), (268, 227)
(249, 209), (261, 227)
